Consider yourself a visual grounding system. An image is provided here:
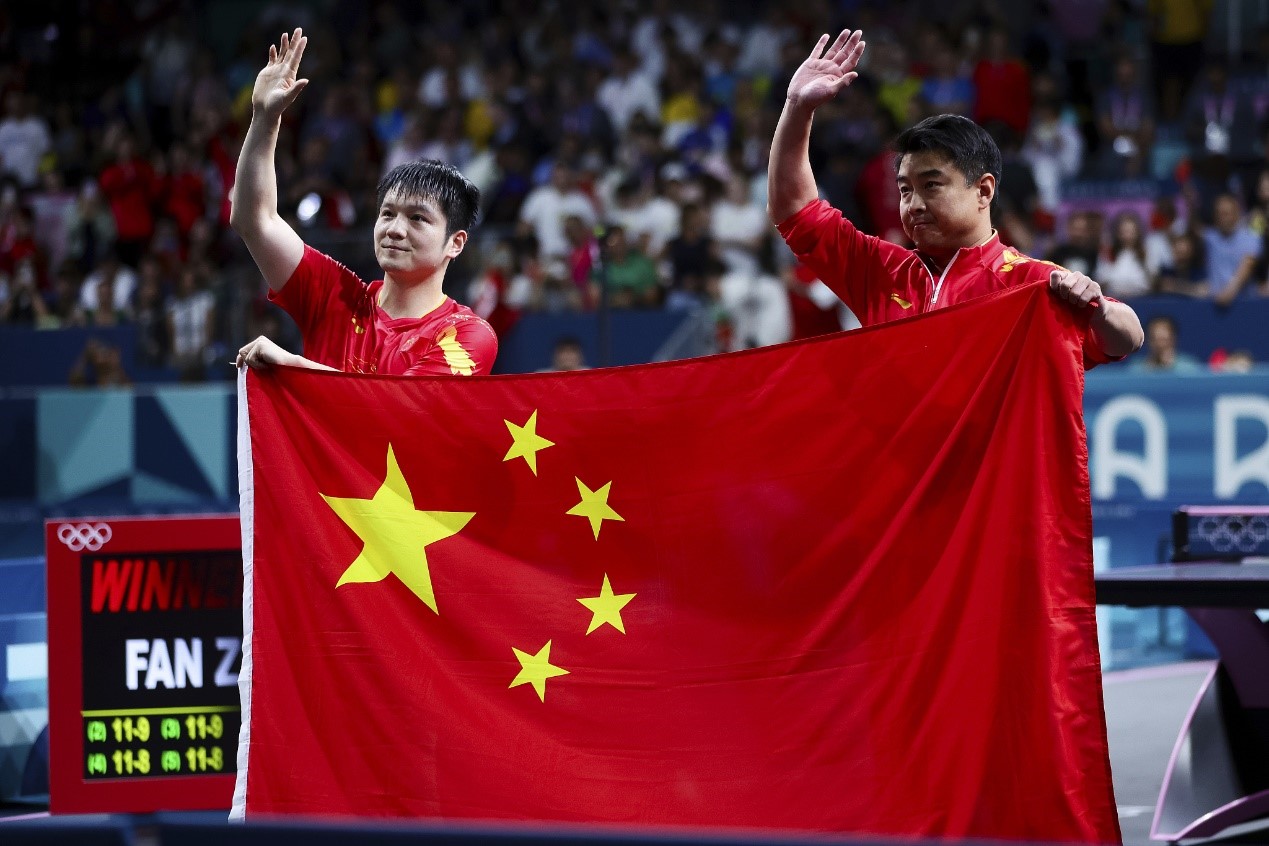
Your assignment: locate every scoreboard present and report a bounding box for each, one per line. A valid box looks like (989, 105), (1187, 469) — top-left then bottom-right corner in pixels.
(47, 515), (242, 813)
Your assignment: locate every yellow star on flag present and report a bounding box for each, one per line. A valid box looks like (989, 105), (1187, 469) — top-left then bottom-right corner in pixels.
(503, 410), (555, 475)
(566, 478), (624, 540)
(320, 444), (474, 614)
(509, 640), (569, 701)
(577, 574), (636, 634)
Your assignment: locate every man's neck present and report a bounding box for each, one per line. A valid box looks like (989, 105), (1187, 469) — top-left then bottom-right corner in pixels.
(379, 275), (447, 319)
(920, 229), (994, 273)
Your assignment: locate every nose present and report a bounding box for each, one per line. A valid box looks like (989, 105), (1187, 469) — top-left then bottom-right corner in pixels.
(384, 215), (406, 239)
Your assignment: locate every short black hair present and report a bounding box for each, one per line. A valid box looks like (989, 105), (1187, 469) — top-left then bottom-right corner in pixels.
(893, 114), (1002, 187)
(376, 159), (480, 235)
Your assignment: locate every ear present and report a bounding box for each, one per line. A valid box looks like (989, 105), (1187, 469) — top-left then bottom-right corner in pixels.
(977, 173), (996, 209)
(447, 230), (468, 260)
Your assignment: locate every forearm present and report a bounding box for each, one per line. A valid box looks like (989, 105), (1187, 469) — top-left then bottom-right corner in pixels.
(229, 112), (283, 232)
(1090, 300), (1144, 358)
(1222, 257), (1257, 299)
(767, 99), (820, 226)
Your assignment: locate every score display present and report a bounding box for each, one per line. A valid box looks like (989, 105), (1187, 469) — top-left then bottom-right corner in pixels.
(48, 516), (243, 813)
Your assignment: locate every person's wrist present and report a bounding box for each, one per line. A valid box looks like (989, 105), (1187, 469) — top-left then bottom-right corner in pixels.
(784, 94), (817, 116)
(251, 103), (283, 123)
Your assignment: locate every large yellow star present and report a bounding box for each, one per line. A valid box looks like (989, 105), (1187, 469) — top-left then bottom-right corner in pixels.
(566, 478), (624, 540)
(503, 410), (555, 475)
(509, 640), (569, 701)
(577, 574), (636, 634)
(320, 445), (474, 614)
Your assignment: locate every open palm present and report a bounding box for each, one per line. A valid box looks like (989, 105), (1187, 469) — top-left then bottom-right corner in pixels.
(252, 28), (309, 118)
(787, 30), (865, 110)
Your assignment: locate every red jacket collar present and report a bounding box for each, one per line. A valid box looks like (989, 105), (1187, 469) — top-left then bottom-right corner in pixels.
(916, 231), (1005, 274)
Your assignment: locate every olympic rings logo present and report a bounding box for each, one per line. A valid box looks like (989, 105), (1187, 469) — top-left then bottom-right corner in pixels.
(57, 522), (113, 551)
(1196, 516), (1269, 554)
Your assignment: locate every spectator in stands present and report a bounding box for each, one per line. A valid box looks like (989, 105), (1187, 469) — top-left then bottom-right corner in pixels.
(0, 257), (48, 326)
(1157, 230), (1207, 296)
(972, 27), (1031, 139)
(549, 336), (589, 371)
(768, 29), (1142, 360)
(1184, 63), (1257, 183)
(518, 163), (599, 260)
(1129, 315), (1202, 373)
(564, 214), (599, 308)
(160, 142), (208, 240)
(717, 255), (793, 351)
(1148, 0), (1213, 122)
(598, 47), (662, 135)
(666, 202), (719, 310)
(99, 132), (161, 267)
(608, 176), (680, 263)
(1214, 348), (1255, 373)
(1144, 195), (1182, 278)
(0, 92), (51, 189)
(1049, 212), (1102, 277)
(230, 29), (497, 376)
(532, 258), (586, 314)
(63, 181), (118, 275)
(711, 173), (769, 274)
(870, 39), (923, 130)
(1203, 193), (1263, 306)
(988, 123), (1039, 253)
(69, 338), (132, 387)
(1022, 95), (1084, 212)
(44, 261), (84, 329)
(594, 226), (659, 309)
(383, 112), (430, 175)
(1096, 212), (1152, 298)
(167, 266), (216, 380)
(134, 257), (170, 367)
(83, 270), (129, 327)
(919, 37), (975, 118)
(1095, 55), (1155, 179)
(79, 249), (137, 318)
(0, 206), (46, 294)
(853, 111), (905, 244)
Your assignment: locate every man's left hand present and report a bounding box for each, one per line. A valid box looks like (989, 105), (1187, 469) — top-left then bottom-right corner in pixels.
(1049, 269), (1104, 311)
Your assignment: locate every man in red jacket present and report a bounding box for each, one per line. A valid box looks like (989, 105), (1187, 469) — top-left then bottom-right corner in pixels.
(232, 29), (496, 376)
(767, 28), (1143, 366)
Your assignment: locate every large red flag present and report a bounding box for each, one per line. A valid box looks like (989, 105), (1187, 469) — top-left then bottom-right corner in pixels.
(233, 282), (1120, 843)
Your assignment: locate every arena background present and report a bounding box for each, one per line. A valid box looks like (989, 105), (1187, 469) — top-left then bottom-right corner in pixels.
(1, 1), (1268, 843)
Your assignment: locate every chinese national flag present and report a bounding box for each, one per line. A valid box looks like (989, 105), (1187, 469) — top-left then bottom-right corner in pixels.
(234, 283), (1119, 843)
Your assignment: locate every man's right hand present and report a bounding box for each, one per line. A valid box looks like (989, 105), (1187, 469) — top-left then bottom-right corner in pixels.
(236, 335), (296, 370)
(786, 29), (865, 111)
(251, 28), (309, 119)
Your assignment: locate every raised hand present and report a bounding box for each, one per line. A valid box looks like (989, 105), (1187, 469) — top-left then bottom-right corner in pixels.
(786, 30), (865, 111)
(251, 28), (309, 119)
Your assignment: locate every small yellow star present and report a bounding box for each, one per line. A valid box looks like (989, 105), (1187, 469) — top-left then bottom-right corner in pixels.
(509, 640), (569, 701)
(320, 445), (474, 614)
(566, 478), (624, 540)
(577, 574), (636, 634)
(503, 410), (555, 475)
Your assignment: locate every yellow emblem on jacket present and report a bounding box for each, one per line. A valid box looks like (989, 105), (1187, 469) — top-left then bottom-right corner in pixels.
(437, 325), (476, 376)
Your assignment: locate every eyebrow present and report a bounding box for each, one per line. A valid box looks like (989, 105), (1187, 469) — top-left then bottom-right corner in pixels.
(897, 168), (948, 182)
(381, 200), (438, 214)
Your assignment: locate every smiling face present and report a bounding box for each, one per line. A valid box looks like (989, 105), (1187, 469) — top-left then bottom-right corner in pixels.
(896, 150), (994, 255)
(373, 189), (467, 285)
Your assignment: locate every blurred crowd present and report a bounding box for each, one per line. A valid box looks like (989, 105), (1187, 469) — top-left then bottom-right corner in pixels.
(0, 0), (1265, 379)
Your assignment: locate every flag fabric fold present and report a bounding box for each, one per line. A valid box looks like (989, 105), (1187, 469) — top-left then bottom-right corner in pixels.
(233, 282), (1120, 844)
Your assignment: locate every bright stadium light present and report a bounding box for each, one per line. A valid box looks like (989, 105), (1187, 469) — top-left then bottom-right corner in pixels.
(297, 193), (322, 225)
